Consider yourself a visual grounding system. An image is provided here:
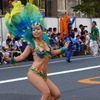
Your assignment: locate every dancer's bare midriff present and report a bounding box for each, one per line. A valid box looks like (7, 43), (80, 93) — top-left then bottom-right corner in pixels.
(31, 50), (49, 73)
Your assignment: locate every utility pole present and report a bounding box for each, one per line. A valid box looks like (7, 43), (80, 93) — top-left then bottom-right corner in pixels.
(65, 0), (66, 14)
(39, 0), (41, 9)
(45, 0), (47, 17)
(0, 0), (3, 14)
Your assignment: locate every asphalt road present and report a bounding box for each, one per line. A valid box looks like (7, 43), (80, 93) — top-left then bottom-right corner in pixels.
(0, 54), (100, 100)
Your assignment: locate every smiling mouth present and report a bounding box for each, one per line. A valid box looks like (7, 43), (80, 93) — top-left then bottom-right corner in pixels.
(35, 33), (40, 36)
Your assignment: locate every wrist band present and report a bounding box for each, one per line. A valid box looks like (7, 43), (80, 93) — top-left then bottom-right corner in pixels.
(10, 57), (17, 67)
(60, 47), (66, 55)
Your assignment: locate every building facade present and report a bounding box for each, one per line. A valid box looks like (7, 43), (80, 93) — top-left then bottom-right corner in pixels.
(57, 0), (82, 17)
(0, 0), (28, 15)
(0, 0), (86, 18)
(45, 0), (86, 18)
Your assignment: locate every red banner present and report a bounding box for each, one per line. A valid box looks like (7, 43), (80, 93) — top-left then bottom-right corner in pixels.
(8, 0), (14, 5)
(8, 0), (12, 5)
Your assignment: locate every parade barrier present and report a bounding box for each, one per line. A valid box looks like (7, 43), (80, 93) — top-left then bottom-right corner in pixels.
(0, 16), (100, 42)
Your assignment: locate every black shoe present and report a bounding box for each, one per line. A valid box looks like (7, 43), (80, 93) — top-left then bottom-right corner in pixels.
(66, 60), (71, 63)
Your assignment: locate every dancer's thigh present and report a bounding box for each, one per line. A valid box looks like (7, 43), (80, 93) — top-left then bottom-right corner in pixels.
(27, 70), (50, 94)
(46, 79), (61, 97)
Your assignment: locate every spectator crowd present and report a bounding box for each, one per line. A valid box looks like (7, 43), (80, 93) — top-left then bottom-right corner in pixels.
(0, 22), (99, 64)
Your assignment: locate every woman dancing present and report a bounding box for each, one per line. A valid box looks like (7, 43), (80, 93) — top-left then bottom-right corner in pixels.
(3, 1), (70, 100)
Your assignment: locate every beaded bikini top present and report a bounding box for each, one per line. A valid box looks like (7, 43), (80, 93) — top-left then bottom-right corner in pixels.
(36, 45), (52, 58)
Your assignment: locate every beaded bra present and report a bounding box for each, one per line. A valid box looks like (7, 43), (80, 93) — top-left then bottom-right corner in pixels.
(36, 45), (52, 58)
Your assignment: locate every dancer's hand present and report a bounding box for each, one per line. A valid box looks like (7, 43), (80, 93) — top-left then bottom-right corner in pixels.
(3, 55), (11, 62)
(64, 41), (71, 49)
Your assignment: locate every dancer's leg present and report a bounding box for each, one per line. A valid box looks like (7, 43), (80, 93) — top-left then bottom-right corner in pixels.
(27, 70), (52, 100)
(46, 79), (61, 100)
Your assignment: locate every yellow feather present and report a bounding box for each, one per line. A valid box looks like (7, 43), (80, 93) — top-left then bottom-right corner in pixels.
(31, 20), (33, 23)
(35, 23), (37, 26)
(23, 30), (25, 32)
(11, 1), (23, 18)
(8, 32), (15, 38)
(40, 18), (42, 21)
(29, 0), (33, 3)
(5, 13), (11, 21)
(23, 40), (26, 42)
(27, 42), (30, 44)
(27, 27), (30, 29)
(33, 5), (39, 10)
(48, 37), (51, 39)
(38, 23), (40, 25)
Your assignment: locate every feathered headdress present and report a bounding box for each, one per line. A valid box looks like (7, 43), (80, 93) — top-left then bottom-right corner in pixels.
(5, 0), (49, 49)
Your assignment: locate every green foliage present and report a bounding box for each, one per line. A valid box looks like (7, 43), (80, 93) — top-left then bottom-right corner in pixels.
(72, 0), (100, 17)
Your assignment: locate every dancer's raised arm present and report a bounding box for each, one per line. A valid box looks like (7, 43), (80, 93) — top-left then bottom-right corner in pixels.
(51, 41), (70, 55)
(3, 45), (32, 62)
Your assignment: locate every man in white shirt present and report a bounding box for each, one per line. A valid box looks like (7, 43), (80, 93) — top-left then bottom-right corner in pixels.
(78, 24), (83, 36)
(74, 28), (78, 38)
(2, 38), (14, 57)
(2, 38), (11, 52)
(48, 27), (53, 36)
(53, 27), (57, 34)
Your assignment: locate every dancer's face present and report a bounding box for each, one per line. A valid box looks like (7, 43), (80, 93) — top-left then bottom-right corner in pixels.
(32, 25), (43, 38)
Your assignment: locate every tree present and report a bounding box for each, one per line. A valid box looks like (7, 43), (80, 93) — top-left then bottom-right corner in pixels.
(72, 0), (100, 17)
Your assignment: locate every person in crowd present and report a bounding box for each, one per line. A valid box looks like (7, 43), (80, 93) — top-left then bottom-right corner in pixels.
(81, 31), (85, 36)
(81, 26), (85, 33)
(78, 24), (83, 36)
(13, 37), (22, 51)
(57, 33), (64, 48)
(48, 27), (53, 36)
(74, 28), (78, 38)
(0, 44), (7, 64)
(6, 32), (13, 40)
(2, 38), (14, 57)
(85, 30), (90, 54)
(0, 52), (3, 65)
(50, 33), (60, 50)
(11, 37), (22, 56)
(21, 41), (27, 52)
(80, 36), (86, 55)
(0, 42), (9, 64)
(90, 21), (99, 56)
(45, 28), (51, 40)
(74, 35), (81, 56)
(21, 41), (33, 61)
(53, 27), (57, 34)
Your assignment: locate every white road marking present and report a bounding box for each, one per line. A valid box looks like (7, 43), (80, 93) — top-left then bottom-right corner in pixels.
(0, 65), (100, 84)
(0, 56), (100, 70)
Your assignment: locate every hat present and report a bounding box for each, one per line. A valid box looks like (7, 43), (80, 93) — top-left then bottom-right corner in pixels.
(92, 21), (97, 25)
